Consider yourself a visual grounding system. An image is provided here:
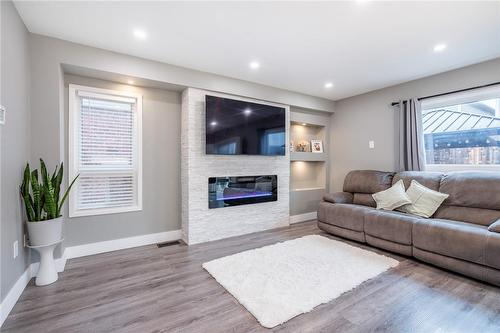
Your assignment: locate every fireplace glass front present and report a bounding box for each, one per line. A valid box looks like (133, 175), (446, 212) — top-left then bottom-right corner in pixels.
(208, 175), (277, 209)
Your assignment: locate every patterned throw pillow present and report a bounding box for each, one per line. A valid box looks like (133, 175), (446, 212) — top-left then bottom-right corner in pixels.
(397, 180), (449, 218)
(372, 180), (412, 211)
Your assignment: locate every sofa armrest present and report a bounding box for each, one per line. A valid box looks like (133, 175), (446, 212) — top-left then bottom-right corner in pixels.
(488, 219), (500, 233)
(323, 192), (354, 204)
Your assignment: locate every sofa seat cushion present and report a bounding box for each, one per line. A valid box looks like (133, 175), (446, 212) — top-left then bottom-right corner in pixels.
(413, 218), (488, 266)
(364, 210), (421, 245)
(318, 202), (373, 232)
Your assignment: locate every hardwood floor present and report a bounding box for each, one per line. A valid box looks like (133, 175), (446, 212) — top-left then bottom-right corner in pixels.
(3, 221), (500, 332)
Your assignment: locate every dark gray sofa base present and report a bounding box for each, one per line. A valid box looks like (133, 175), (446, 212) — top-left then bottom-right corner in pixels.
(319, 217), (500, 286)
(317, 221), (365, 243)
(413, 247), (500, 286)
(318, 219), (413, 257)
(365, 234), (413, 257)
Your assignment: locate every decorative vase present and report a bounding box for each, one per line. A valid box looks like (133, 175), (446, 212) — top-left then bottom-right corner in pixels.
(26, 217), (63, 246)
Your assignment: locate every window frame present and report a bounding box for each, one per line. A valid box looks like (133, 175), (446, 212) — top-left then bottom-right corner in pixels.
(421, 85), (500, 172)
(68, 84), (143, 218)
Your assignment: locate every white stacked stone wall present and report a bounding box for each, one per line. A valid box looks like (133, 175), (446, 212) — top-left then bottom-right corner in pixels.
(181, 88), (290, 244)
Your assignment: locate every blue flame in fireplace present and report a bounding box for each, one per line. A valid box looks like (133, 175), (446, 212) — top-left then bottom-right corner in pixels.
(216, 191), (273, 201)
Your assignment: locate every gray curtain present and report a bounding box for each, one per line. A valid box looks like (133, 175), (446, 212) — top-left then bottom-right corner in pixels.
(395, 98), (425, 171)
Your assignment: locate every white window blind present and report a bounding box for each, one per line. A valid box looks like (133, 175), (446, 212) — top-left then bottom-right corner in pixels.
(69, 85), (142, 217)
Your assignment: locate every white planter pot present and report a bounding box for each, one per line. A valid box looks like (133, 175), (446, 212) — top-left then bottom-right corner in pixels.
(26, 217), (63, 246)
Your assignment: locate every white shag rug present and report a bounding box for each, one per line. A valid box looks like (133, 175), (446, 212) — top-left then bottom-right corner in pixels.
(202, 235), (399, 328)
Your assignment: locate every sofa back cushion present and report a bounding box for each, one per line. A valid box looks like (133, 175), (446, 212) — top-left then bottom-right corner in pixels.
(439, 172), (500, 210)
(341, 169), (500, 226)
(343, 170), (395, 194)
(393, 171), (443, 191)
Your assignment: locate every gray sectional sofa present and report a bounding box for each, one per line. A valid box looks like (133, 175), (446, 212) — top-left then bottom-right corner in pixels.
(318, 170), (500, 286)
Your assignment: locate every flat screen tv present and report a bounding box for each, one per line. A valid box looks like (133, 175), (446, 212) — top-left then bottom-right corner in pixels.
(206, 95), (286, 155)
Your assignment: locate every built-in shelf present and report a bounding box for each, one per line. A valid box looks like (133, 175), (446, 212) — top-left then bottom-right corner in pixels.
(289, 107), (331, 217)
(290, 152), (327, 162)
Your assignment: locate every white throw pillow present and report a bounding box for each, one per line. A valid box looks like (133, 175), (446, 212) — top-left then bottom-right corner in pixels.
(372, 180), (412, 211)
(397, 180), (449, 218)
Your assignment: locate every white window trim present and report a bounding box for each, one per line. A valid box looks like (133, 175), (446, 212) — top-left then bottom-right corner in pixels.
(68, 84), (143, 218)
(422, 85), (500, 172)
(426, 164), (500, 172)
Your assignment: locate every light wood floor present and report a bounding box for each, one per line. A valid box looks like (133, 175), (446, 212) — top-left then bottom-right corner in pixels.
(3, 221), (500, 332)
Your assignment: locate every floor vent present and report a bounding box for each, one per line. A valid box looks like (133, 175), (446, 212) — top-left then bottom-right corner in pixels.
(157, 240), (183, 248)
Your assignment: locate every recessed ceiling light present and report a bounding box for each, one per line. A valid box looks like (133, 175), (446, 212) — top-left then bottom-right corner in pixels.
(210, 121), (218, 126)
(133, 28), (147, 40)
(433, 43), (447, 52)
(324, 82), (333, 88)
(302, 123), (307, 126)
(244, 108), (252, 115)
(249, 61), (260, 70)
(127, 80), (135, 85)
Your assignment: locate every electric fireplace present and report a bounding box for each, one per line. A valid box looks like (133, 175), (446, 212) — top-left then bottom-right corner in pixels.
(208, 175), (278, 209)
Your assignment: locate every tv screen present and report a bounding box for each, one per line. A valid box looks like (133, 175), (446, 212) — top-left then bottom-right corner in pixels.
(205, 95), (286, 155)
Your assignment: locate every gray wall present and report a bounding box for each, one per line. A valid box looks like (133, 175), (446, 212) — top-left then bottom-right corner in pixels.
(1, 1), (31, 301)
(63, 75), (181, 246)
(330, 57), (500, 191)
(1, 17), (333, 304)
(29, 34), (334, 249)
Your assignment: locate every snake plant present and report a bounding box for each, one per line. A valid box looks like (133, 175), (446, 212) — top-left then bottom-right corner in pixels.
(21, 159), (79, 222)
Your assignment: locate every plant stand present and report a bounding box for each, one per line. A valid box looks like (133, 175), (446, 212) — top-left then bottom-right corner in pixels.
(27, 239), (63, 286)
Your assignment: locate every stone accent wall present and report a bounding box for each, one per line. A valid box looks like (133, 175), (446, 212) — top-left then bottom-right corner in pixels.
(181, 88), (290, 244)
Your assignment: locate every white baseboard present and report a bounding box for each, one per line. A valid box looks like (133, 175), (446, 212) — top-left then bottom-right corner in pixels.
(65, 229), (182, 259)
(0, 253), (67, 328)
(0, 229), (181, 327)
(0, 264), (31, 327)
(290, 212), (317, 224)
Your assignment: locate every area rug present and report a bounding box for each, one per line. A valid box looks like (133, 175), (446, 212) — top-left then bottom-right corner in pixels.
(202, 235), (399, 328)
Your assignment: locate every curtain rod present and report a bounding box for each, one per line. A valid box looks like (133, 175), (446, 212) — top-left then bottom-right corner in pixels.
(390, 81), (500, 107)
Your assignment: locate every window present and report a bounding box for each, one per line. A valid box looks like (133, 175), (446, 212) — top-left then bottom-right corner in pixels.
(69, 85), (142, 217)
(422, 85), (500, 171)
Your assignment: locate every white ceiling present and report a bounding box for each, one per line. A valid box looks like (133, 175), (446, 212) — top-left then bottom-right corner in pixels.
(14, 1), (500, 101)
